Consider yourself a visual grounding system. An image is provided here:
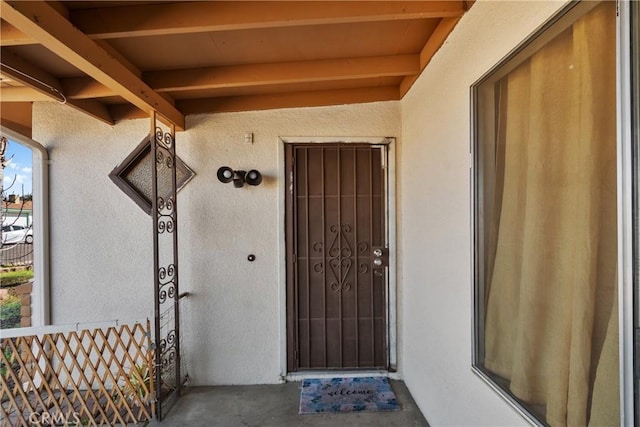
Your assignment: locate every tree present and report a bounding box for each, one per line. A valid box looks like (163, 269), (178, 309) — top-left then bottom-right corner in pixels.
(0, 136), (7, 191)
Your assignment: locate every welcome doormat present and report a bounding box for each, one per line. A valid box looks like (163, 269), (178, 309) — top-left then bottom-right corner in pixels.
(298, 377), (400, 414)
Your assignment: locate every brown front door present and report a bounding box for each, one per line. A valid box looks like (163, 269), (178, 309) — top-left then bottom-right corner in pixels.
(286, 143), (388, 371)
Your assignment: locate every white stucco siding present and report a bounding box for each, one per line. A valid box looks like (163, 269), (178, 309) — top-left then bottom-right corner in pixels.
(33, 107), (153, 325)
(400, 1), (567, 426)
(179, 105), (401, 385)
(34, 102), (400, 385)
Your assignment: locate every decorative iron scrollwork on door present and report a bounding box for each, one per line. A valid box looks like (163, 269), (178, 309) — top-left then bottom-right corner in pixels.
(357, 242), (370, 275)
(286, 144), (389, 371)
(311, 224), (371, 292)
(328, 224), (352, 292)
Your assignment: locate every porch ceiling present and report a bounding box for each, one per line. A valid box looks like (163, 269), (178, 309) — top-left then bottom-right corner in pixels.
(0, 1), (471, 130)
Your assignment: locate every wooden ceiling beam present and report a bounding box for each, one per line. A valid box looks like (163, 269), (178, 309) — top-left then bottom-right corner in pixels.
(109, 104), (146, 122)
(0, 87), (52, 102)
(0, 48), (113, 125)
(69, 1), (465, 39)
(145, 55), (420, 93)
(109, 86), (400, 121)
(61, 77), (117, 99)
(0, 50), (60, 94)
(400, 17), (461, 97)
(57, 55), (418, 99)
(0, 21), (32, 46)
(1, 0), (185, 129)
(1, 101), (33, 138)
(176, 86), (400, 115)
(418, 17), (461, 69)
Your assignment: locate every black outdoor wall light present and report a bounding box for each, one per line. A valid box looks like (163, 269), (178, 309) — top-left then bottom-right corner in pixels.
(217, 166), (262, 188)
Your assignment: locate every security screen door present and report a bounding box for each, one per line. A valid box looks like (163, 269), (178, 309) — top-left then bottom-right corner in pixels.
(286, 143), (389, 371)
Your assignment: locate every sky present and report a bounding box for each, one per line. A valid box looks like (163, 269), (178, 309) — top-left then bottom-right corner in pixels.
(3, 139), (33, 196)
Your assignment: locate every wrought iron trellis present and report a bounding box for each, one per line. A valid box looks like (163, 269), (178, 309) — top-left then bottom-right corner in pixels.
(150, 113), (182, 420)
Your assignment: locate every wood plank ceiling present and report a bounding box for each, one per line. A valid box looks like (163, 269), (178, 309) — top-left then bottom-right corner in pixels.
(0, 1), (470, 130)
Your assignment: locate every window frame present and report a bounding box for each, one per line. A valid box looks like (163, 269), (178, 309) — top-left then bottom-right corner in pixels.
(470, 0), (635, 424)
(0, 125), (50, 328)
(626, 0), (639, 422)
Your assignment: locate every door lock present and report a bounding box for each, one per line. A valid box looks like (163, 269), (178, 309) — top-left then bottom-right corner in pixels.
(371, 246), (388, 268)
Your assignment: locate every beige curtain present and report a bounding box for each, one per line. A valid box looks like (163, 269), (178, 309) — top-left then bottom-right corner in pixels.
(483, 3), (619, 426)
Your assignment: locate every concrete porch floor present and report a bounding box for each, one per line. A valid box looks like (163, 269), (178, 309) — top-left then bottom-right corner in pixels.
(148, 380), (429, 426)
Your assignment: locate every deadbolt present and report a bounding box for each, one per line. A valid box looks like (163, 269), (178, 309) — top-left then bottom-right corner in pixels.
(371, 246), (388, 269)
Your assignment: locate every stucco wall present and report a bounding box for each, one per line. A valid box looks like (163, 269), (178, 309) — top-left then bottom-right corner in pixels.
(31, 0), (576, 421)
(399, 0), (566, 425)
(33, 101), (400, 385)
(33, 109), (153, 324)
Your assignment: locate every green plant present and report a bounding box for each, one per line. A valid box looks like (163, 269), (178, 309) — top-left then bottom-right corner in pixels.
(0, 270), (34, 288)
(0, 345), (20, 392)
(119, 363), (151, 405)
(0, 295), (21, 329)
(0, 347), (14, 378)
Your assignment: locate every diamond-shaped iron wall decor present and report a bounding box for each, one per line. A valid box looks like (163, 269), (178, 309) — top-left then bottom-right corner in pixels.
(109, 136), (195, 215)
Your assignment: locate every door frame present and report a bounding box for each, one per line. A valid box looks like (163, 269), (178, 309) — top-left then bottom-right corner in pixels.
(277, 136), (397, 377)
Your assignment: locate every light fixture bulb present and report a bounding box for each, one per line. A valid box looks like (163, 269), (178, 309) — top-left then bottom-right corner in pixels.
(223, 170), (232, 179)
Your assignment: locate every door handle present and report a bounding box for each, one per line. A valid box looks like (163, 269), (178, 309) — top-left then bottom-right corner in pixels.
(371, 246), (388, 268)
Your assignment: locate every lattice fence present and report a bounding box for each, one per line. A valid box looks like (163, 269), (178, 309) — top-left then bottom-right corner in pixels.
(0, 320), (154, 426)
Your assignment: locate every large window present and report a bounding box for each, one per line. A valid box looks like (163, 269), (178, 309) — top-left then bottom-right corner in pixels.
(0, 127), (49, 329)
(473, 2), (620, 425)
